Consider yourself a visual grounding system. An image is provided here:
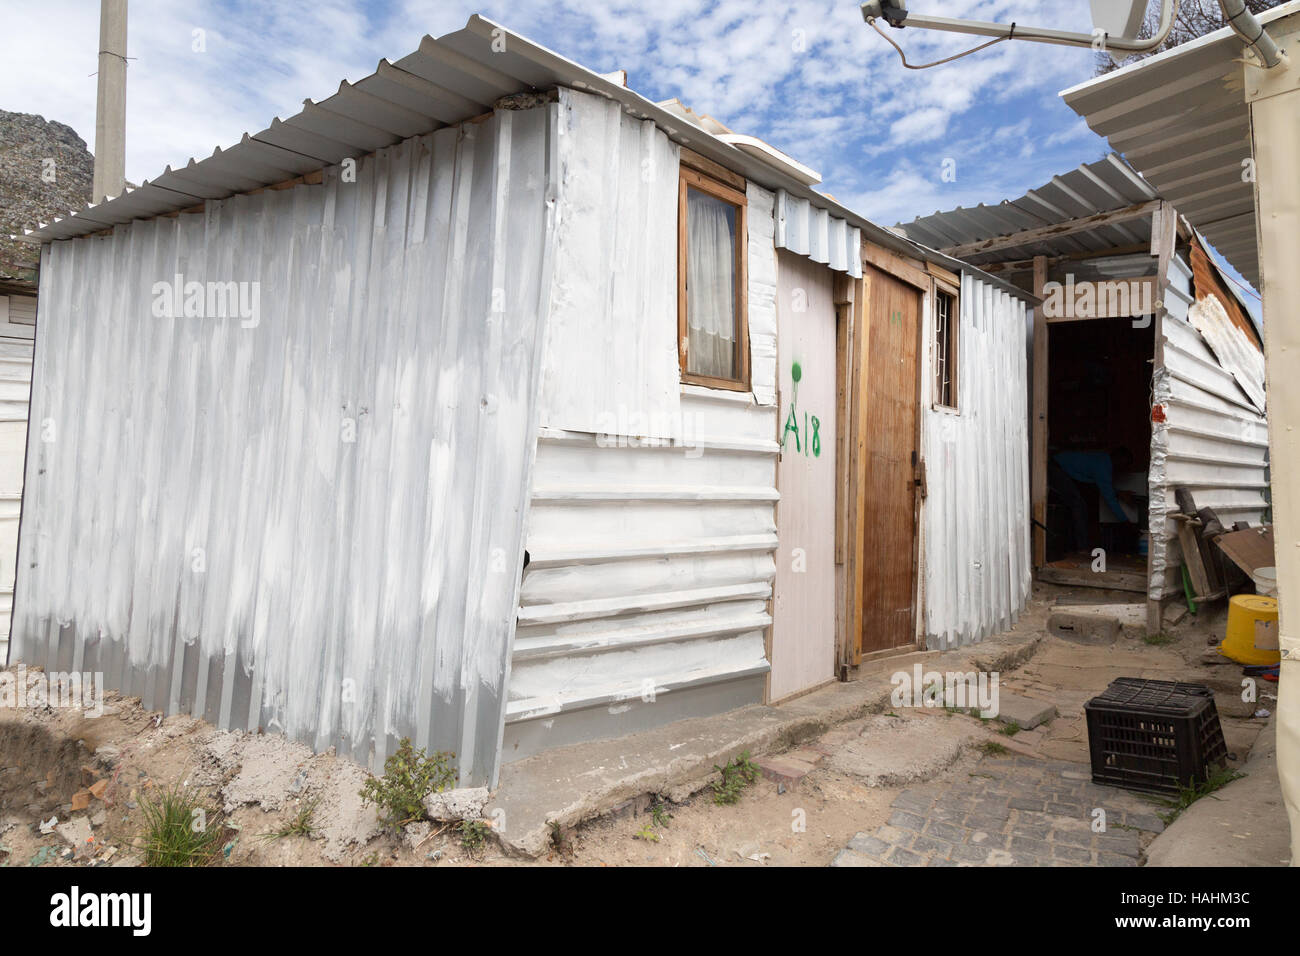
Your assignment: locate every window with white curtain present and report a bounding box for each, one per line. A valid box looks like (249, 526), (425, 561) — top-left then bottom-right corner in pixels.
(678, 167), (748, 389)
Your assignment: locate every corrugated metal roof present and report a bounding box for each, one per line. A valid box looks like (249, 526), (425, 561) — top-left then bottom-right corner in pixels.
(896, 153), (1159, 269)
(15, 14), (1033, 303)
(1059, 1), (1300, 288)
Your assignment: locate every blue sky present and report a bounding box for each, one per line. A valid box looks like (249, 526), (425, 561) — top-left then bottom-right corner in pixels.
(0, 0), (1260, 301)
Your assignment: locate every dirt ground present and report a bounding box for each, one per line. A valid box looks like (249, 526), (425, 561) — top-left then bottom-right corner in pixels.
(0, 582), (1272, 868)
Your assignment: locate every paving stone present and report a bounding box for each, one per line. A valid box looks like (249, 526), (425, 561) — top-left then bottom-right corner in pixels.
(950, 843), (993, 864)
(1010, 821), (1051, 841)
(1051, 844), (1093, 863)
(831, 848), (887, 867)
(1008, 796), (1046, 812)
(928, 805), (968, 824)
(971, 800), (1012, 820)
(847, 833), (891, 857)
(754, 754), (818, 786)
(1051, 799), (1086, 814)
(1009, 835), (1053, 857)
(784, 748), (825, 767)
(888, 846), (926, 866)
(1097, 851), (1139, 867)
(1121, 812), (1166, 833)
(925, 820), (967, 843)
(888, 809), (926, 831)
(1095, 831), (1141, 858)
(874, 824), (913, 846)
(928, 856), (960, 867)
(893, 789), (936, 812)
(1051, 828), (1094, 848)
(910, 834), (953, 857)
(994, 692), (1057, 730)
(964, 812), (1010, 833)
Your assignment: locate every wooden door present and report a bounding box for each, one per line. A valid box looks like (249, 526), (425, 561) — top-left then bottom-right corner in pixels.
(859, 265), (921, 653)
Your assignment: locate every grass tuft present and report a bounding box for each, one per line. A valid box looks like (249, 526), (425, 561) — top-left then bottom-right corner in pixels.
(139, 785), (225, 867)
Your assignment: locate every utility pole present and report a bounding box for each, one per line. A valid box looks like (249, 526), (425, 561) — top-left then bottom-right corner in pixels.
(92, 0), (127, 204)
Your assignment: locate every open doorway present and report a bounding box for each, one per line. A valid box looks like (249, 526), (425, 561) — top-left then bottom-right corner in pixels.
(1039, 316), (1153, 591)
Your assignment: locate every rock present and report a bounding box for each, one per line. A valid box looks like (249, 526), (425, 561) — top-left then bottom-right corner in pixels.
(55, 815), (93, 849)
(90, 809), (107, 828)
(403, 821), (432, 849)
(0, 110), (93, 284)
(424, 786), (490, 822)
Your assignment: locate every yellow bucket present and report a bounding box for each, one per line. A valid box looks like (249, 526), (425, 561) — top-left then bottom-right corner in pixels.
(1219, 594), (1281, 665)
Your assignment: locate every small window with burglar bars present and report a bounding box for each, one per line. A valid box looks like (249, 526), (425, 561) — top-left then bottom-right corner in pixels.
(933, 287), (958, 410)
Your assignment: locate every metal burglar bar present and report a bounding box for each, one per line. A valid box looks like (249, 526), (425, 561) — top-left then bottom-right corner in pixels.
(934, 289), (956, 409)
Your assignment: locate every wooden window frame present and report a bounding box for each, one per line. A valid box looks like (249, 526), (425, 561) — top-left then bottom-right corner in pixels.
(932, 280), (960, 412)
(677, 166), (750, 392)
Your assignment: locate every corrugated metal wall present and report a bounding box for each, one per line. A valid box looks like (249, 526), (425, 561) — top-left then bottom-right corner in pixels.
(13, 105), (556, 786)
(504, 107), (778, 758)
(1150, 255), (1269, 599)
(0, 296), (34, 662)
(921, 273), (1031, 648)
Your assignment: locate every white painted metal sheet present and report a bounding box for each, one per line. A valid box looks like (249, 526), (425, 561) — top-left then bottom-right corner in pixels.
(921, 274), (1031, 648)
(504, 168), (779, 758)
(775, 189), (862, 278)
(0, 313), (33, 663)
(538, 91), (682, 440)
(1149, 290), (1269, 600)
(770, 250), (837, 700)
(12, 106), (556, 786)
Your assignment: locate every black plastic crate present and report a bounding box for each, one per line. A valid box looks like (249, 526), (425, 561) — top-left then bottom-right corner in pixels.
(1084, 677), (1228, 795)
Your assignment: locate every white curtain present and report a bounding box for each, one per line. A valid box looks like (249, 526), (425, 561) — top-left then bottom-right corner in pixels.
(686, 189), (737, 379)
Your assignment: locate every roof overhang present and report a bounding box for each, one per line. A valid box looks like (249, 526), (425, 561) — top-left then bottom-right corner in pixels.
(897, 153), (1161, 270)
(1061, 0), (1300, 289)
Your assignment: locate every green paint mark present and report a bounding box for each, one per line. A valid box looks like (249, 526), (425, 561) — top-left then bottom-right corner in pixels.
(780, 360), (821, 458)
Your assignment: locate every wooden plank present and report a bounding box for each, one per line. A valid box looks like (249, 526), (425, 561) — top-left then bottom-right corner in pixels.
(1031, 256), (1048, 569)
(1216, 525), (1275, 576)
(1173, 515), (1214, 601)
(679, 146), (746, 192)
(858, 263), (921, 653)
(1038, 565), (1147, 593)
(847, 267), (872, 667)
(982, 242), (1151, 275)
(1043, 276), (1159, 322)
(861, 240), (929, 291)
(939, 200), (1161, 259)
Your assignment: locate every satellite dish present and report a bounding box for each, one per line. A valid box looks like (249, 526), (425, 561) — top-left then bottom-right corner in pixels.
(1090, 0), (1151, 64)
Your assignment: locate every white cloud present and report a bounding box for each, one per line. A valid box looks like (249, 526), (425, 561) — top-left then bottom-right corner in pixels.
(1, 0), (1114, 233)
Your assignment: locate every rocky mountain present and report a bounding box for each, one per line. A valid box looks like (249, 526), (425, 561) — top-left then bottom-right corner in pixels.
(0, 110), (94, 287)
